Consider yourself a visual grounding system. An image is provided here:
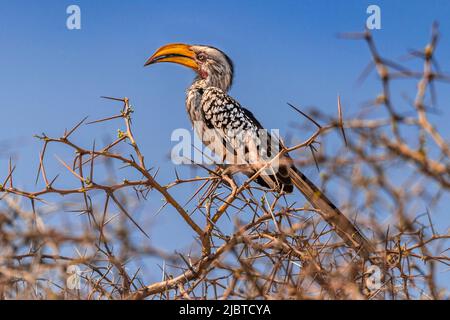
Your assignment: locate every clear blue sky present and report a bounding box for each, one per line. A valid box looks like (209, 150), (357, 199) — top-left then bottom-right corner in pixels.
(0, 0), (448, 295)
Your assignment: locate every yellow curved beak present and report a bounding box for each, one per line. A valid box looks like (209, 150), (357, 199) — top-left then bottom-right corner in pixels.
(144, 43), (198, 70)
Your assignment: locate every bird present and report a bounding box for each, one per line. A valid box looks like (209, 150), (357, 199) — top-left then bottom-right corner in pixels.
(144, 43), (374, 260)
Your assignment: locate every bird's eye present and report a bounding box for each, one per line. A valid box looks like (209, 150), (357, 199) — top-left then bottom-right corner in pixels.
(197, 53), (207, 61)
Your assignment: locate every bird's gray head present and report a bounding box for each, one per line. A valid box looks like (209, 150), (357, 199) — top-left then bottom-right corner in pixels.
(144, 43), (234, 92)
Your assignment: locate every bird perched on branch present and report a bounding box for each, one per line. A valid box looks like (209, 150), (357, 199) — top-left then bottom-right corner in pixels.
(144, 43), (374, 259)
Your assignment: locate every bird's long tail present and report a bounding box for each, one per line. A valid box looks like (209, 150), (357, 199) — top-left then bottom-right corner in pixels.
(287, 166), (375, 260)
(245, 151), (374, 260)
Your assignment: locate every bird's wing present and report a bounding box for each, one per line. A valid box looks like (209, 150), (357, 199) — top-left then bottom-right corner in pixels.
(201, 87), (264, 161)
(199, 87), (290, 189)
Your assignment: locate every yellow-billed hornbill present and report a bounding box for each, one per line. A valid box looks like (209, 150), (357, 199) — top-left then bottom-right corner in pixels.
(145, 44), (374, 259)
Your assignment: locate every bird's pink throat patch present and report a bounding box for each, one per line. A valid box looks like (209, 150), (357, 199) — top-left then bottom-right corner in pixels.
(199, 69), (208, 79)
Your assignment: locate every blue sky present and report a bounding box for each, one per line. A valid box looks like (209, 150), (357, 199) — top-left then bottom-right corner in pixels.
(0, 0), (448, 294)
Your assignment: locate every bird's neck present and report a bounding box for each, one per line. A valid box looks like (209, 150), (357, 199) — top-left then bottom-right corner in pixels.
(193, 71), (232, 92)
(190, 78), (209, 91)
(186, 80), (206, 124)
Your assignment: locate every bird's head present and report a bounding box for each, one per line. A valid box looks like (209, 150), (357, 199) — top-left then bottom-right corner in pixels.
(145, 43), (234, 92)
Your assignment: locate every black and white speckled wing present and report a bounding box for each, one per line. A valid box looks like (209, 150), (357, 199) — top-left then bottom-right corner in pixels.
(199, 87), (293, 192)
